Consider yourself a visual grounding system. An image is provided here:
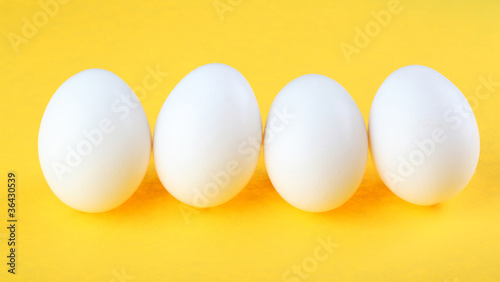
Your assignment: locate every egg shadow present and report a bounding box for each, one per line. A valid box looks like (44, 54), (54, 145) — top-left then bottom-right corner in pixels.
(104, 160), (175, 218)
(324, 168), (396, 217)
(106, 158), (280, 218)
(215, 164), (282, 213)
(103, 156), (441, 222)
(321, 167), (447, 220)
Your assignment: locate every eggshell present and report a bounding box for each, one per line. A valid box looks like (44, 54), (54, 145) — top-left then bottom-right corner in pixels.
(264, 74), (368, 212)
(38, 69), (151, 213)
(368, 65), (480, 205)
(153, 63), (262, 208)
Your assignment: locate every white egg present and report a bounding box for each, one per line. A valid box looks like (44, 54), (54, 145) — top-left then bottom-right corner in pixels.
(264, 74), (368, 212)
(153, 63), (262, 208)
(369, 65), (480, 205)
(38, 69), (151, 213)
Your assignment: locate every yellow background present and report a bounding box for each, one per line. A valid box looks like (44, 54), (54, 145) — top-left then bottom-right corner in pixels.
(1, 0), (499, 281)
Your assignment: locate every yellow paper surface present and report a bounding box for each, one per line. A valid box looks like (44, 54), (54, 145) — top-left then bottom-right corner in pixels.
(1, 0), (499, 280)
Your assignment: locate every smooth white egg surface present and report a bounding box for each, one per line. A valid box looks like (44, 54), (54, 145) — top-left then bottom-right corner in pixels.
(38, 69), (151, 213)
(264, 74), (368, 212)
(153, 63), (262, 208)
(369, 65), (480, 205)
